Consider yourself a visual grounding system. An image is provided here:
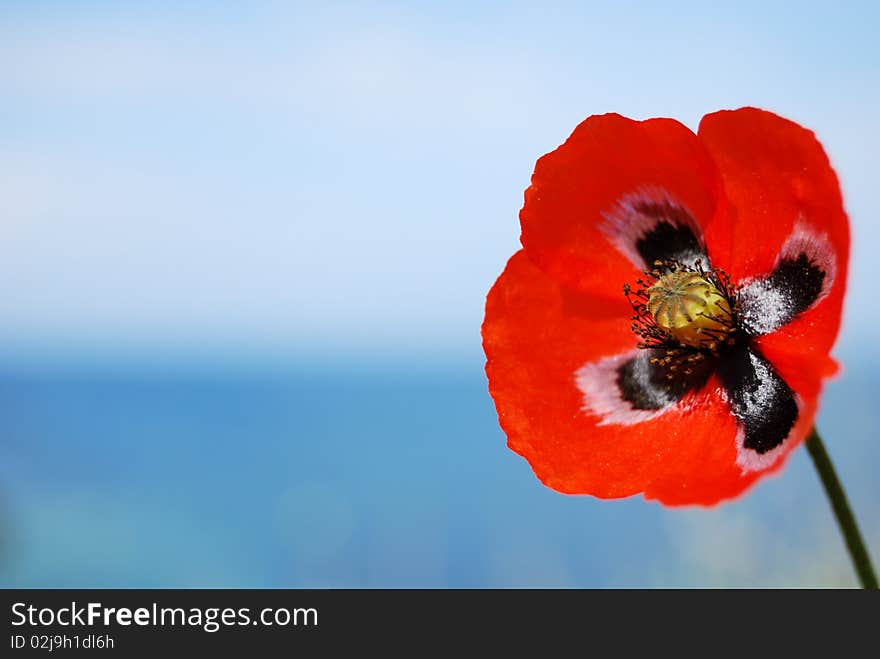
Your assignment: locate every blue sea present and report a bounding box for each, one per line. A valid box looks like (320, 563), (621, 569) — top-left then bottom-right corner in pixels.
(0, 352), (876, 587)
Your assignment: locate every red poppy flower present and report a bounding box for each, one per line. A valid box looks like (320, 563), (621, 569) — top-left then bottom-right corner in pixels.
(482, 107), (849, 506)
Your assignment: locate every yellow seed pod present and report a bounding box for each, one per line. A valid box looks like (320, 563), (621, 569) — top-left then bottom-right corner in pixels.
(646, 272), (732, 348)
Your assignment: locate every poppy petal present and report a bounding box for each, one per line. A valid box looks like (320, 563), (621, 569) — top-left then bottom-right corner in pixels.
(698, 108), (849, 354)
(520, 113), (725, 293)
(483, 250), (789, 504)
(642, 381), (816, 506)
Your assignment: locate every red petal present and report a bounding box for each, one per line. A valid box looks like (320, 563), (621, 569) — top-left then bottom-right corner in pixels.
(483, 250), (797, 505)
(698, 107), (849, 355)
(644, 383), (816, 506)
(520, 113), (725, 292)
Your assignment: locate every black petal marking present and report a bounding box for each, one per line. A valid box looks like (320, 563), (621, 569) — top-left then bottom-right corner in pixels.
(635, 218), (704, 271)
(717, 345), (798, 455)
(601, 187), (708, 270)
(738, 254), (825, 335)
(616, 349), (715, 410)
(577, 349), (708, 426)
(737, 223), (836, 336)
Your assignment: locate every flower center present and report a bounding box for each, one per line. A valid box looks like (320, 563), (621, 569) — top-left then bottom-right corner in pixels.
(624, 260), (737, 352)
(646, 271), (733, 348)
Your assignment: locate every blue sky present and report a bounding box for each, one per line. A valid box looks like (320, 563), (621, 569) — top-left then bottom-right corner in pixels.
(1, 1), (878, 366)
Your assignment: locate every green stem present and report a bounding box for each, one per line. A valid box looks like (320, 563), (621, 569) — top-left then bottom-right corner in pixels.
(805, 427), (878, 589)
